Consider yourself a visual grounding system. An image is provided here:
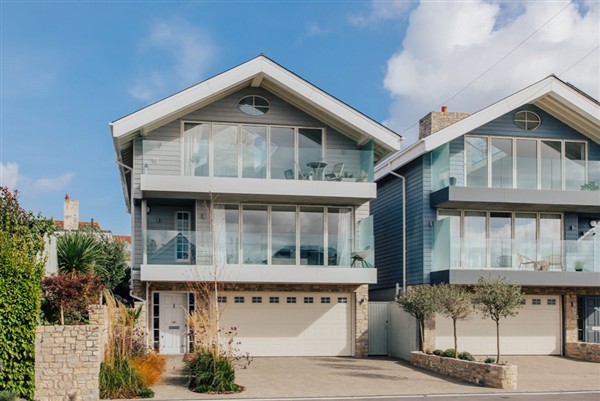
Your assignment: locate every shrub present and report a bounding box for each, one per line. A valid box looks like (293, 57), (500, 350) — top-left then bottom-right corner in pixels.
(432, 349), (443, 356)
(42, 272), (104, 325)
(99, 359), (145, 399)
(442, 349), (456, 358)
(0, 390), (16, 401)
(183, 350), (241, 393)
(131, 353), (167, 386)
(484, 357), (496, 364)
(458, 351), (475, 361)
(138, 387), (154, 398)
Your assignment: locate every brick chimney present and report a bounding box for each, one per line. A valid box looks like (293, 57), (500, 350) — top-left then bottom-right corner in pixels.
(419, 106), (469, 139)
(63, 194), (79, 231)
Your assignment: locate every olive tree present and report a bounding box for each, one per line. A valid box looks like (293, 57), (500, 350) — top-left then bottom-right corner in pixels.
(396, 286), (437, 352)
(473, 276), (524, 363)
(435, 284), (474, 358)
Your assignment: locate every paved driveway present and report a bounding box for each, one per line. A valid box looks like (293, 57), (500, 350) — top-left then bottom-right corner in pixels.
(145, 355), (600, 400)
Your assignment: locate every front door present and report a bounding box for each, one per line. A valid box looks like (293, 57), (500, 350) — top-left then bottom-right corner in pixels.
(584, 297), (600, 343)
(159, 293), (188, 354)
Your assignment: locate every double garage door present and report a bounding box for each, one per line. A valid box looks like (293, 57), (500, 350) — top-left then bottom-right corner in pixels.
(436, 295), (561, 355)
(220, 291), (352, 356)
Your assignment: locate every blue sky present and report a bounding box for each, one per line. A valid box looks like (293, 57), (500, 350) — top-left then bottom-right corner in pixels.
(1, 1), (598, 235)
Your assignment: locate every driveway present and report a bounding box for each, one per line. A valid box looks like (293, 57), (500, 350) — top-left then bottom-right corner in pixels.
(144, 355), (600, 400)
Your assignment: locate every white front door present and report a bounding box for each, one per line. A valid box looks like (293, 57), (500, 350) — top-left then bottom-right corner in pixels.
(159, 293), (188, 354)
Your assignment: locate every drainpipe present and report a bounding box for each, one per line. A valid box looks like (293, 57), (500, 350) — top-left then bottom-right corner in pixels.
(388, 170), (407, 296)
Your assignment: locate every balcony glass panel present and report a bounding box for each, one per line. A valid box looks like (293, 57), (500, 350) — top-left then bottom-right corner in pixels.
(270, 127), (296, 180)
(214, 205), (239, 265)
(213, 124), (239, 177)
(565, 142), (586, 191)
(466, 137), (488, 187)
(299, 207), (325, 266)
(242, 125), (267, 179)
(328, 208), (352, 266)
(271, 206), (296, 265)
(356, 215), (374, 267)
(516, 139), (537, 189)
(464, 211), (486, 268)
(298, 129), (324, 179)
(431, 143), (450, 191)
(242, 205), (268, 265)
(490, 212), (512, 267)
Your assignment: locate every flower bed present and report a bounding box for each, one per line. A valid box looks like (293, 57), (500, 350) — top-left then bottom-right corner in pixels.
(410, 351), (517, 390)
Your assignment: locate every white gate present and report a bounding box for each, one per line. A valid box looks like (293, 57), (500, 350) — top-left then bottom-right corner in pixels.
(368, 302), (389, 355)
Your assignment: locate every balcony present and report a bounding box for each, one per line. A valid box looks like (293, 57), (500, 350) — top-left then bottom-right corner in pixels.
(431, 234), (600, 286)
(141, 140), (376, 203)
(140, 219), (376, 284)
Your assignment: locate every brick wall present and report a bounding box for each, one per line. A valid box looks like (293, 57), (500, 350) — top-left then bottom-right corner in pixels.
(411, 352), (517, 390)
(35, 325), (102, 401)
(419, 111), (469, 139)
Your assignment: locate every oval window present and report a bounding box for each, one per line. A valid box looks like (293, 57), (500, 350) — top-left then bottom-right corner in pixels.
(514, 110), (541, 130)
(238, 95), (270, 116)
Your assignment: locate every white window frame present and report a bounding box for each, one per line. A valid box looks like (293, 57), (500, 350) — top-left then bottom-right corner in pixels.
(175, 211), (191, 261)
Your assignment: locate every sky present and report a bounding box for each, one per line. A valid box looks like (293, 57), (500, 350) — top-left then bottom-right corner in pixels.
(1, 0), (598, 236)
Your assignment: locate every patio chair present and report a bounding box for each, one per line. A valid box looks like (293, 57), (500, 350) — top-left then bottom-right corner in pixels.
(517, 254), (536, 270)
(351, 246), (371, 268)
(496, 255), (512, 268)
(325, 163), (344, 181)
(546, 255), (563, 271)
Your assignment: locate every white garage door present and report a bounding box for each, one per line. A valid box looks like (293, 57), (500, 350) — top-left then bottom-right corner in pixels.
(220, 292), (352, 357)
(436, 295), (561, 355)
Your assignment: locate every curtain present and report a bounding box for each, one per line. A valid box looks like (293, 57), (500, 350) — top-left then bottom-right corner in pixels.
(213, 206), (227, 267)
(337, 209), (351, 266)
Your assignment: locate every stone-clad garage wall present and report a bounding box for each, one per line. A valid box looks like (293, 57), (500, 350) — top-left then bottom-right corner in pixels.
(35, 306), (106, 401)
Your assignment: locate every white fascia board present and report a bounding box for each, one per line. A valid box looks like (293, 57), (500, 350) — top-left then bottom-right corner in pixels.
(374, 141), (425, 181)
(111, 56), (402, 152)
(546, 80), (600, 122)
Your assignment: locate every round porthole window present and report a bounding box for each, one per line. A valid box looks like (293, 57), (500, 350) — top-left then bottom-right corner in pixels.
(513, 110), (541, 130)
(238, 95), (270, 116)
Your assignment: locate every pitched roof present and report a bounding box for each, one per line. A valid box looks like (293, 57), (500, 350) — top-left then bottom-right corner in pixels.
(54, 220), (102, 231)
(375, 75), (600, 180)
(111, 54), (403, 155)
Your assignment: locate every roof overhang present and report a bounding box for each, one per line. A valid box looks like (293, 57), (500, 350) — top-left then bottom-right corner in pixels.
(375, 75), (600, 181)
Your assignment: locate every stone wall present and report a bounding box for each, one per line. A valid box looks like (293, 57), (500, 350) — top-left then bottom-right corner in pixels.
(35, 325), (102, 401)
(355, 284), (369, 357)
(410, 352), (517, 390)
(565, 342), (600, 363)
(419, 110), (469, 139)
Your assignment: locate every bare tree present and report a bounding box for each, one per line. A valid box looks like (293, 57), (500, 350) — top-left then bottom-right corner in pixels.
(435, 284), (474, 357)
(473, 276), (524, 363)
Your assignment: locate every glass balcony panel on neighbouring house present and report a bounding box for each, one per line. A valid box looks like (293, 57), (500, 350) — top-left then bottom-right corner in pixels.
(431, 144), (450, 191)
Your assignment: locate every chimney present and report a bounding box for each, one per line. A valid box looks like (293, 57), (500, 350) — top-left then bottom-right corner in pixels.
(64, 194), (79, 231)
(419, 106), (469, 139)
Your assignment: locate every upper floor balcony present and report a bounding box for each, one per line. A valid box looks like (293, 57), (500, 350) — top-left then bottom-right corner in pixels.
(140, 137), (375, 204)
(430, 139), (600, 212)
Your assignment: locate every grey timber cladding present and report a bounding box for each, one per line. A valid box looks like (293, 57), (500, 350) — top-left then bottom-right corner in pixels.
(133, 203), (142, 267)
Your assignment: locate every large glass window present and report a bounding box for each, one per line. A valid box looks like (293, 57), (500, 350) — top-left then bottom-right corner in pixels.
(540, 213), (562, 260)
(541, 141), (562, 190)
(327, 208), (352, 266)
(516, 139), (537, 189)
(241, 126), (267, 179)
(298, 128), (323, 179)
(491, 138), (513, 188)
(213, 124), (239, 177)
(490, 212), (512, 267)
(242, 205), (267, 264)
(299, 207), (325, 266)
(466, 137), (488, 187)
(183, 123), (210, 176)
(565, 142), (586, 191)
(514, 212), (537, 262)
(271, 206), (296, 265)
(270, 127), (295, 180)
(464, 211), (487, 267)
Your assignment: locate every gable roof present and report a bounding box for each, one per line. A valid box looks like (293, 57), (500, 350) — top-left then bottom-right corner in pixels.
(375, 75), (600, 181)
(110, 55), (402, 155)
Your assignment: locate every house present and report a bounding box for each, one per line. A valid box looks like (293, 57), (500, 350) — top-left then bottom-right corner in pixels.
(110, 55), (403, 356)
(372, 75), (600, 356)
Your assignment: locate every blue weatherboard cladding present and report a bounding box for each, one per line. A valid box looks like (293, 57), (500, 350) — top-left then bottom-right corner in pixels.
(373, 103), (600, 293)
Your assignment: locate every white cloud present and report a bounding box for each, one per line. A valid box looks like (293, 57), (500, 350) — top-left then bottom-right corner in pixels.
(349, 0), (415, 27)
(33, 173), (75, 191)
(0, 162), (19, 189)
(380, 1), (600, 145)
(129, 18), (217, 102)
(305, 21), (328, 37)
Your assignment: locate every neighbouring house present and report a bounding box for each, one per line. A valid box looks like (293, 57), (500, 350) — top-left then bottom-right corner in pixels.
(109, 55), (403, 356)
(372, 75), (600, 356)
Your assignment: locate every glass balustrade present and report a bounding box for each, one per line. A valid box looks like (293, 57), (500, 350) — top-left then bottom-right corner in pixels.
(141, 140), (374, 182)
(143, 229), (374, 268)
(432, 233), (599, 272)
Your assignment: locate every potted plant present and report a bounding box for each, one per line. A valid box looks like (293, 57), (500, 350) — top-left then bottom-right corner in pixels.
(581, 181), (599, 191)
(574, 260), (585, 272)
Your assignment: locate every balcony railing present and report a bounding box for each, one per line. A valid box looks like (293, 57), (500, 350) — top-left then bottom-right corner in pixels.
(143, 227), (374, 268)
(431, 143), (600, 192)
(432, 236), (599, 273)
(142, 140), (374, 182)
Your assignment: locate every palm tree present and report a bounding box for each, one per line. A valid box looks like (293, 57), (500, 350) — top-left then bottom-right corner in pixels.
(57, 230), (102, 274)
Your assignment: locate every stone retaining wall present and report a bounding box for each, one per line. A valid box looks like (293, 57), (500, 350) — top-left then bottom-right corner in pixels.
(410, 351), (517, 390)
(35, 325), (102, 401)
(565, 342), (600, 362)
